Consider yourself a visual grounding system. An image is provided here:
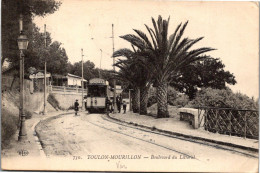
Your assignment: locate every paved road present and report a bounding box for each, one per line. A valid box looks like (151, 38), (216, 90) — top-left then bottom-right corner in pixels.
(36, 112), (258, 171)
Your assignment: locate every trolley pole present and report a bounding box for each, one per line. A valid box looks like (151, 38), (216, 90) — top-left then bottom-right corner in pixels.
(43, 24), (47, 115)
(99, 49), (102, 78)
(81, 48), (84, 111)
(112, 24), (117, 113)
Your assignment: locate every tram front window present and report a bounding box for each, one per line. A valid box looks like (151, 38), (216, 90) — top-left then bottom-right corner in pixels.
(88, 85), (106, 97)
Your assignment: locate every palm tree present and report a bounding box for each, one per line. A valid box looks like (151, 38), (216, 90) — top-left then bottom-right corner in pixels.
(113, 48), (152, 115)
(119, 15), (215, 118)
(114, 62), (140, 113)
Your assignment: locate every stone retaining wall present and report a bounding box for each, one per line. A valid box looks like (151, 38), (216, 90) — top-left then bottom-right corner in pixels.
(52, 93), (84, 110)
(179, 108), (205, 129)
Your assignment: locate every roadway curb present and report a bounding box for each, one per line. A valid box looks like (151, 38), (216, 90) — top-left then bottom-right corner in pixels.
(32, 120), (46, 158)
(34, 111), (74, 157)
(107, 114), (258, 153)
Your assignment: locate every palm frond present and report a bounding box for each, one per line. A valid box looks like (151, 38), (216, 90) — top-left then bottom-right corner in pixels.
(151, 17), (159, 43)
(145, 24), (157, 49)
(133, 29), (153, 49)
(168, 23), (182, 51)
(170, 21), (189, 54)
(119, 35), (146, 50)
(113, 48), (134, 58)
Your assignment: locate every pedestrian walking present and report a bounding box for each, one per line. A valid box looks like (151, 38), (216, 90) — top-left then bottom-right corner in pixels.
(122, 100), (127, 114)
(74, 99), (79, 116)
(110, 98), (114, 113)
(84, 97), (87, 111)
(105, 96), (111, 115)
(116, 95), (122, 113)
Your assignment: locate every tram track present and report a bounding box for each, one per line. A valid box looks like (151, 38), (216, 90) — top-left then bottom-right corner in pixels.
(36, 112), (258, 160)
(97, 113), (258, 158)
(83, 114), (199, 161)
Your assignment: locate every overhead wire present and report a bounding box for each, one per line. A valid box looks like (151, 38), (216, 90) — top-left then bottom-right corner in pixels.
(88, 24), (113, 58)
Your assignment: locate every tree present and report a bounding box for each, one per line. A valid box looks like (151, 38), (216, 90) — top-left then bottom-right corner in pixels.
(100, 69), (116, 88)
(113, 48), (153, 115)
(23, 24), (52, 73)
(68, 60), (99, 81)
(113, 52), (140, 113)
(170, 57), (236, 99)
(119, 15), (215, 118)
(1, 0), (61, 67)
(46, 41), (69, 75)
(17, 24), (69, 77)
(190, 87), (257, 110)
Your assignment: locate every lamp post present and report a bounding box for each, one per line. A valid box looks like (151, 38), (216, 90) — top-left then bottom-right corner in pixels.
(43, 24), (47, 115)
(81, 48), (84, 111)
(17, 14), (29, 141)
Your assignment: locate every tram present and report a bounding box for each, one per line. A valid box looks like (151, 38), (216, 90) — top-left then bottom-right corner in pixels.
(85, 78), (111, 113)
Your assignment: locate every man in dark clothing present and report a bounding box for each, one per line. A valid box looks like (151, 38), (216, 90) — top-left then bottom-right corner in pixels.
(116, 96), (121, 113)
(74, 99), (79, 116)
(84, 98), (87, 111)
(105, 96), (111, 115)
(122, 100), (127, 114)
(110, 99), (114, 113)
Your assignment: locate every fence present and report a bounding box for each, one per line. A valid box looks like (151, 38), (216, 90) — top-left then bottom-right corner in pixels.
(48, 85), (87, 94)
(197, 107), (259, 139)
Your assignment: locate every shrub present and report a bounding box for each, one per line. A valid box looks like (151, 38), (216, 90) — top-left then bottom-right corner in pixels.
(189, 87), (258, 139)
(148, 87), (189, 107)
(24, 109), (32, 119)
(47, 94), (61, 110)
(190, 87), (258, 110)
(174, 94), (189, 107)
(168, 87), (189, 107)
(67, 105), (74, 110)
(167, 87), (178, 105)
(1, 109), (19, 148)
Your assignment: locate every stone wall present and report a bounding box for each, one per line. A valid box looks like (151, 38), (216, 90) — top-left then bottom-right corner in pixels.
(52, 93), (84, 110)
(24, 92), (56, 113)
(178, 108), (205, 129)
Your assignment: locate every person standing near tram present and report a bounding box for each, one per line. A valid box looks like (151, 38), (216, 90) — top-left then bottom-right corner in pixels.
(116, 95), (122, 113)
(74, 99), (79, 116)
(105, 96), (111, 115)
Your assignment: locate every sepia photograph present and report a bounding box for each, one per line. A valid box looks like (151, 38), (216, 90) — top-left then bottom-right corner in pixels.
(1, 0), (259, 172)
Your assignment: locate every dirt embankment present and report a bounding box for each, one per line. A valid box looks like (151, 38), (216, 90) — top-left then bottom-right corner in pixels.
(1, 90), (57, 149)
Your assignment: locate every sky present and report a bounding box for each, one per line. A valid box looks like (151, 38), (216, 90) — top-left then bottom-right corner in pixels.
(34, 0), (259, 98)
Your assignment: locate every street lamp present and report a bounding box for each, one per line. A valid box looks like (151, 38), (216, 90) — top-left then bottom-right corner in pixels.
(17, 15), (29, 142)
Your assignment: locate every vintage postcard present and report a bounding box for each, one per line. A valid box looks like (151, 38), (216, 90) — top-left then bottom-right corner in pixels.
(1, 0), (259, 172)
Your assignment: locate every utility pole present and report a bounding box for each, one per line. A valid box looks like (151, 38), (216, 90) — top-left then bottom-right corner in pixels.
(112, 24), (117, 113)
(81, 48), (84, 111)
(99, 49), (102, 78)
(43, 24), (47, 115)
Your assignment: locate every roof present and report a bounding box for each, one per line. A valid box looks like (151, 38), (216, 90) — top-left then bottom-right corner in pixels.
(67, 73), (87, 81)
(29, 72), (51, 79)
(88, 78), (108, 85)
(52, 73), (87, 81)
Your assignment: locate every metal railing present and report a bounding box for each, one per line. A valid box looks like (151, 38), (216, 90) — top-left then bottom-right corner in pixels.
(197, 107), (259, 139)
(48, 85), (87, 94)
